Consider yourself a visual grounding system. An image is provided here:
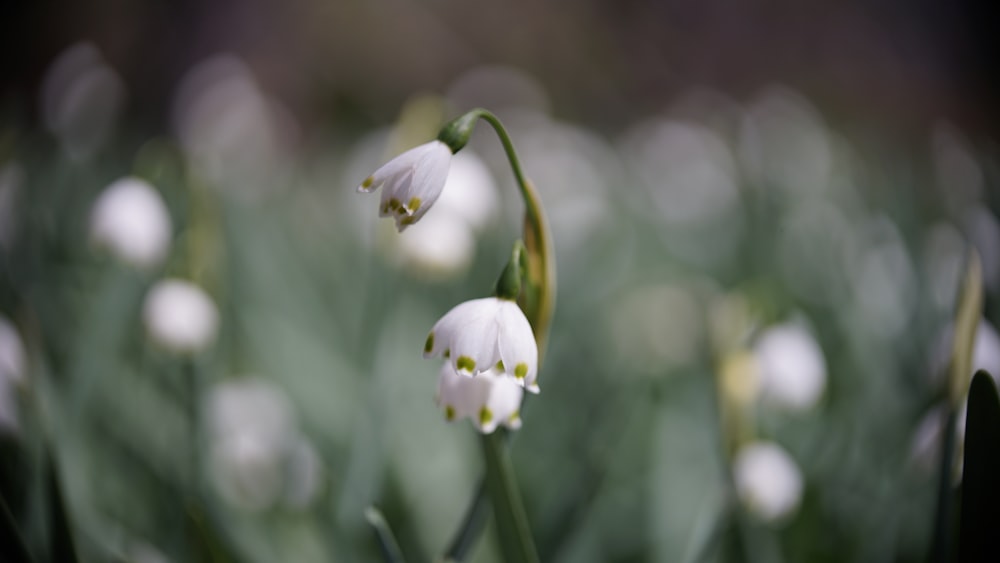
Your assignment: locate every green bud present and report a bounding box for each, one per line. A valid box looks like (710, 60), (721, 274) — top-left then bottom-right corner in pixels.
(436, 110), (481, 153)
(495, 240), (527, 300)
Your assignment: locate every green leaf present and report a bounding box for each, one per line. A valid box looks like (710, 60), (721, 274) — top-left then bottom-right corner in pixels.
(364, 506), (406, 563)
(959, 371), (1000, 563)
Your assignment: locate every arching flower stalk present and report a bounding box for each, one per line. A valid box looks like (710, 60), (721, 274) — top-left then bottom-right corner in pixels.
(357, 108), (554, 563)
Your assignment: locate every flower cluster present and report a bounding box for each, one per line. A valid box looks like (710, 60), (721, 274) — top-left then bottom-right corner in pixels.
(358, 111), (546, 435)
(423, 297), (538, 433)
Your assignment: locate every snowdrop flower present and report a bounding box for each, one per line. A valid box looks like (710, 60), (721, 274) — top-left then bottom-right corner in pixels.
(436, 363), (523, 433)
(753, 321), (826, 411)
(424, 297), (539, 392)
(90, 177), (172, 269)
(733, 441), (804, 523)
(143, 279), (219, 355)
(357, 140), (452, 231)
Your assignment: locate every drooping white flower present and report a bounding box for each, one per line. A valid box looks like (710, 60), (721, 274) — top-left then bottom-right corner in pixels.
(143, 279), (219, 355)
(90, 177), (172, 269)
(732, 441), (804, 523)
(436, 363), (523, 433)
(357, 140), (452, 231)
(753, 321), (826, 411)
(424, 297), (539, 392)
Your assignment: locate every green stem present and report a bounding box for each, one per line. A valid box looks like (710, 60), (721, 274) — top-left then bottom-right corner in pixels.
(470, 110), (555, 350)
(481, 432), (540, 563)
(440, 109), (553, 563)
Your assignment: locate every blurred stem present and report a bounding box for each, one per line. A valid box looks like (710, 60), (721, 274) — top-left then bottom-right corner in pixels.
(364, 506), (406, 563)
(442, 480), (489, 562)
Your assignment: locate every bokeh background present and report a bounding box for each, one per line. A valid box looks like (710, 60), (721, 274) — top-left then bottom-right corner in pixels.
(1, 1), (999, 562)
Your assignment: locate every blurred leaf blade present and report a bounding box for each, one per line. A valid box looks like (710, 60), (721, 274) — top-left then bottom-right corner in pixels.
(959, 371), (1000, 563)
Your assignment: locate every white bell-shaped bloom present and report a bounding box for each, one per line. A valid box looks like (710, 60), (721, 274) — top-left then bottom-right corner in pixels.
(753, 321), (826, 411)
(424, 297), (539, 392)
(90, 177), (172, 269)
(732, 441), (804, 523)
(436, 363), (523, 433)
(143, 279), (219, 355)
(357, 140), (452, 231)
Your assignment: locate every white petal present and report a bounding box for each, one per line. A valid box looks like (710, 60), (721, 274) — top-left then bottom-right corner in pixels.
(437, 362), (492, 422)
(496, 301), (538, 387)
(484, 372), (524, 431)
(425, 298), (503, 371)
(404, 142), (451, 216)
(359, 141), (436, 193)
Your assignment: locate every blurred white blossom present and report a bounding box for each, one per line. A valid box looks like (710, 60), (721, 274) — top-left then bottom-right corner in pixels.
(739, 87), (833, 196)
(392, 214), (475, 280)
(90, 177), (172, 269)
(433, 151), (498, 232)
(207, 378), (323, 511)
(173, 55), (297, 200)
(142, 279), (219, 355)
(733, 441), (804, 523)
(753, 320), (827, 412)
(0, 315), (26, 434)
(41, 42), (125, 161)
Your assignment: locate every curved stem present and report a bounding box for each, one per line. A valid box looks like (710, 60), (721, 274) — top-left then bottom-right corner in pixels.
(472, 109), (556, 354)
(440, 110), (552, 562)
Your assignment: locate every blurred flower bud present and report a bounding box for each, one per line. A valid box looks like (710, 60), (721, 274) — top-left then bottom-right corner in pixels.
(753, 321), (826, 412)
(733, 441), (804, 523)
(143, 279), (219, 355)
(90, 177), (172, 270)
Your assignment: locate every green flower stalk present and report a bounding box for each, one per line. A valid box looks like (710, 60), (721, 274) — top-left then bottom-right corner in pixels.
(357, 108), (554, 563)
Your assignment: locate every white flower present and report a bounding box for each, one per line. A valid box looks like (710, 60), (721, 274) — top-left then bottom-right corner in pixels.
(436, 363), (523, 433)
(143, 279), (219, 354)
(753, 321), (826, 411)
(424, 297), (539, 393)
(90, 177), (172, 269)
(732, 441), (804, 523)
(357, 140), (452, 231)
